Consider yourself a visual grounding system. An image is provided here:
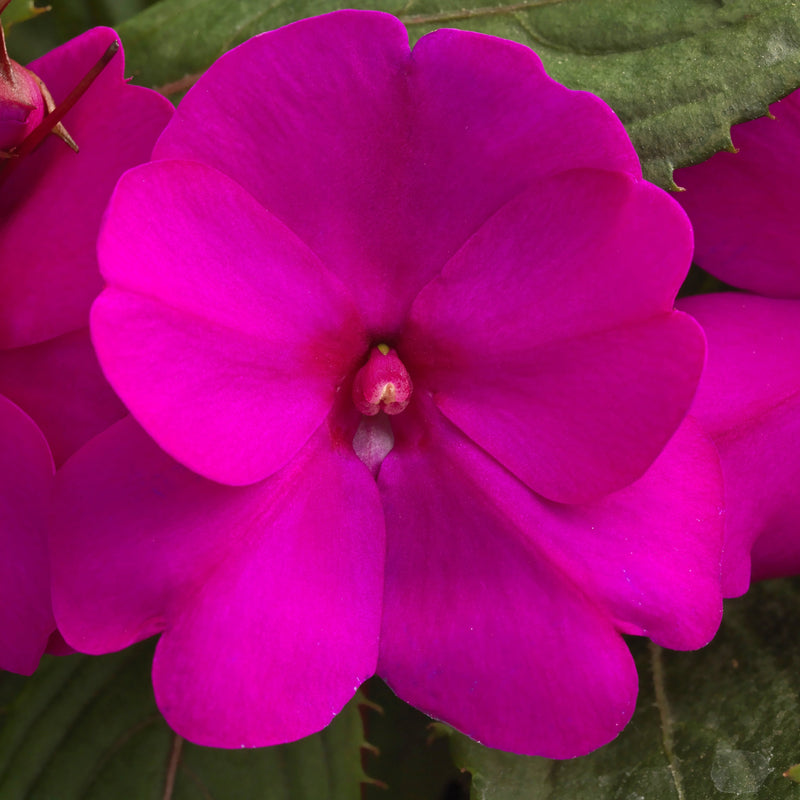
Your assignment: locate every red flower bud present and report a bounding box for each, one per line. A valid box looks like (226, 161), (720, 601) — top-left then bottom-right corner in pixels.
(0, 19), (77, 155)
(0, 25), (45, 151)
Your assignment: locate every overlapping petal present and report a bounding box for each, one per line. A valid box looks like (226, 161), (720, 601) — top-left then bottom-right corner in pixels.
(0, 395), (54, 674)
(0, 328), (125, 466)
(0, 27), (173, 348)
(377, 399), (640, 757)
(154, 11), (639, 335)
(536, 417), (724, 647)
(379, 399), (722, 755)
(94, 159), (368, 485)
(153, 11), (411, 335)
(728, 400), (800, 587)
(406, 170), (691, 348)
(680, 293), (800, 594)
(401, 172), (700, 503)
(674, 89), (800, 298)
(51, 415), (385, 746)
(401, 27), (640, 300)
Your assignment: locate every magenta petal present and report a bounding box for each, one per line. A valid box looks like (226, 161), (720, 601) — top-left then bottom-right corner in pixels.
(538, 417), (723, 647)
(679, 293), (800, 593)
(407, 310), (703, 504)
(154, 11), (414, 334)
(378, 402), (637, 757)
(51, 416), (384, 747)
(46, 631), (75, 656)
(94, 159), (367, 485)
(679, 294), (800, 436)
(51, 416), (238, 652)
(0, 328), (125, 466)
(0, 28), (173, 347)
(674, 89), (800, 298)
(402, 171), (699, 503)
(728, 400), (800, 586)
(0, 395), (54, 674)
(155, 12), (639, 334)
(401, 29), (640, 293)
(404, 171), (691, 350)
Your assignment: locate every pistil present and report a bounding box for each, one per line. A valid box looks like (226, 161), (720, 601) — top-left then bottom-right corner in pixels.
(352, 344), (413, 416)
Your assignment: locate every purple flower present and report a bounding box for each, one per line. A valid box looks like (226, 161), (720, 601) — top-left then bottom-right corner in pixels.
(674, 88), (800, 298)
(51, 11), (724, 757)
(0, 28), (171, 672)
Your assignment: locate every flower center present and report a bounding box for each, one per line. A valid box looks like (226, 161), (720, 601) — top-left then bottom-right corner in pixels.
(352, 343), (413, 416)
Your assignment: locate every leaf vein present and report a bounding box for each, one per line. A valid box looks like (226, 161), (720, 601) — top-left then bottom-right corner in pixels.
(162, 733), (184, 800)
(77, 713), (162, 798)
(399, 0), (566, 27)
(181, 762), (217, 800)
(22, 654), (137, 796)
(650, 641), (686, 800)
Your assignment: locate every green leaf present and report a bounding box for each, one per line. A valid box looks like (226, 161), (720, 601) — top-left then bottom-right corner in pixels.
(677, 265), (735, 298)
(0, 640), (369, 799)
(361, 677), (470, 800)
(5, 0), (161, 64)
(1, 0), (48, 31)
(784, 763), (800, 783)
(117, 0), (800, 187)
(450, 577), (800, 800)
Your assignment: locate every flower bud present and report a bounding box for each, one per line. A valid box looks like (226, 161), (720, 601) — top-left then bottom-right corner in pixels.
(0, 43), (45, 151)
(0, 22), (77, 154)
